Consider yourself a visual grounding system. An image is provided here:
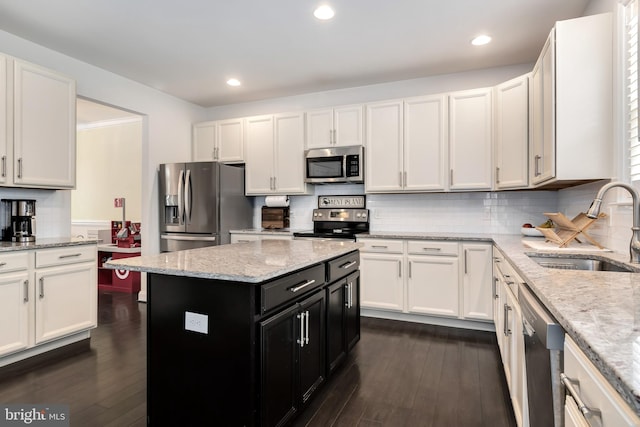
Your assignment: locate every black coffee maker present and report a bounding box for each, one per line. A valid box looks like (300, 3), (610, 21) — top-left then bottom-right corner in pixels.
(2, 199), (36, 242)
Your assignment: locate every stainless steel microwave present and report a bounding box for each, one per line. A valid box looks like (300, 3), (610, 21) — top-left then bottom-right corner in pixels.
(304, 145), (364, 184)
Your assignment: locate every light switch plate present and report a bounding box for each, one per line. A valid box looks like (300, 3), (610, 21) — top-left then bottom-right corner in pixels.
(185, 311), (208, 334)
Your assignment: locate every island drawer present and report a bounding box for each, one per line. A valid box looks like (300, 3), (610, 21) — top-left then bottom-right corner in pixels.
(261, 263), (326, 314)
(327, 251), (359, 283)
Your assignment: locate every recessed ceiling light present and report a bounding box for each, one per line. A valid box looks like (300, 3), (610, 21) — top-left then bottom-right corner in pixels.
(226, 78), (241, 87)
(314, 5), (335, 20)
(471, 35), (492, 46)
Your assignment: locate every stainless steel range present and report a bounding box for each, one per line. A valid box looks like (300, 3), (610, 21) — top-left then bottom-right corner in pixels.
(293, 195), (369, 242)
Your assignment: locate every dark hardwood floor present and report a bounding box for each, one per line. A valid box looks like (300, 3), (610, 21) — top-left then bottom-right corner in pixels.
(0, 291), (515, 427)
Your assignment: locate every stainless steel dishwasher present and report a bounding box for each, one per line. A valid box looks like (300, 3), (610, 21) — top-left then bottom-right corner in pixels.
(520, 284), (565, 427)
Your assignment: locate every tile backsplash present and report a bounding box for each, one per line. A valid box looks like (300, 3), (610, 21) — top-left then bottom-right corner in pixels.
(253, 180), (633, 257)
(254, 185), (559, 235)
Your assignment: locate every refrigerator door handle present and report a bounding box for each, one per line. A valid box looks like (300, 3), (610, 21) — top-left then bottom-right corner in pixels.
(178, 169), (185, 225)
(184, 169), (192, 224)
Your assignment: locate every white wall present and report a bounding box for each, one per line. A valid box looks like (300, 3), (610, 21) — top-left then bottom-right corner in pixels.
(73, 120), (143, 224)
(204, 64), (533, 120)
(0, 29), (207, 256)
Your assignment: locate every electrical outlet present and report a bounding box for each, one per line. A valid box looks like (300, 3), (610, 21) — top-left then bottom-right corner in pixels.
(185, 311), (208, 334)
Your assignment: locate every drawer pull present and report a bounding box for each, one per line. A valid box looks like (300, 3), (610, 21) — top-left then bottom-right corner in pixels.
(560, 373), (602, 424)
(59, 253), (82, 259)
(0, 262), (6, 268)
(340, 260), (357, 269)
(371, 245), (388, 249)
(290, 279), (316, 293)
(422, 247), (441, 251)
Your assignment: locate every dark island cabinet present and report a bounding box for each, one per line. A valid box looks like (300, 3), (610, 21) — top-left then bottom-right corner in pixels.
(326, 270), (360, 375)
(326, 251), (361, 376)
(260, 290), (325, 427)
(146, 249), (359, 427)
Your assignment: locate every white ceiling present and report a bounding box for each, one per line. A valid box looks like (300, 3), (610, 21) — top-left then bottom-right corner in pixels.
(0, 0), (590, 108)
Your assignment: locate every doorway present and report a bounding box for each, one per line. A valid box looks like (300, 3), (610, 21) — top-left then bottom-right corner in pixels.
(72, 98), (143, 240)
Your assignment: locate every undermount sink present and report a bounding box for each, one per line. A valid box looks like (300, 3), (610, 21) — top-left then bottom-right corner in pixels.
(527, 255), (637, 273)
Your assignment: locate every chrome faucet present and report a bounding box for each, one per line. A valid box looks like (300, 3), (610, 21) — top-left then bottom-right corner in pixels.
(586, 181), (640, 264)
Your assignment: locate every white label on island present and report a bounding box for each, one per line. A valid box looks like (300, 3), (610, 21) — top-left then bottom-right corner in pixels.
(185, 311), (208, 334)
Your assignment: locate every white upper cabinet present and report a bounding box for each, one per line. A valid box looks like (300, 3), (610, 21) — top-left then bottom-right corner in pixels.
(365, 95), (447, 193)
(404, 95), (448, 191)
(13, 59), (76, 188)
(192, 118), (244, 163)
(448, 88), (493, 191)
(365, 100), (403, 192)
(305, 104), (364, 148)
(495, 74), (529, 189)
(0, 54), (7, 185)
(245, 112), (309, 195)
(530, 13), (613, 187)
(531, 35), (555, 185)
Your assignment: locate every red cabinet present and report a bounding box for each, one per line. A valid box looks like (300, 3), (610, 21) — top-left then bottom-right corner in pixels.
(98, 246), (141, 293)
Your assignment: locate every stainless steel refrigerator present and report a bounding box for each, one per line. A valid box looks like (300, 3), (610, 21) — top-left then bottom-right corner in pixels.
(159, 162), (253, 252)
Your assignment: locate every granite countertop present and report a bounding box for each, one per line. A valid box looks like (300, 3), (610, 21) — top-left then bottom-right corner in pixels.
(0, 237), (99, 252)
(360, 231), (640, 415)
(104, 239), (362, 283)
(230, 228), (299, 235)
(493, 235), (640, 415)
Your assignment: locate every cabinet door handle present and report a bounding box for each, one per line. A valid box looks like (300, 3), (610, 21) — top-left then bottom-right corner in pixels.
(398, 260), (402, 278)
(450, 169), (454, 185)
(560, 373), (602, 424)
(1, 155), (5, 178)
(23, 279), (29, 303)
(493, 277), (498, 299)
(345, 283), (350, 308)
(296, 313), (303, 347)
(290, 279), (316, 293)
(304, 310), (310, 345)
(534, 155), (541, 177)
(503, 303), (512, 336)
(348, 282), (353, 308)
(464, 249), (468, 274)
(59, 253), (82, 259)
(17, 158), (22, 179)
(496, 167), (500, 184)
(39, 277), (44, 298)
(340, 260), (357, 270)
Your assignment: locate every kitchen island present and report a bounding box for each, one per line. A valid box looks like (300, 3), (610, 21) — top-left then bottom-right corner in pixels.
(105, 239), (362, 427)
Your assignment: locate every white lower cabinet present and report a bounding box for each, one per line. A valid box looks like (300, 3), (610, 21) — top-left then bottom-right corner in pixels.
(360, 251), (404, 311)
(407, 240), (459, 317)
(358, 238), (492, 323)
(35, 260), (97, 344)
(0, 245), (97, 362)
(493, 248), (527, 427)
(563, 335), (640, 426)
(461, 243), (493, 321)
(0, 251), (30, 356)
